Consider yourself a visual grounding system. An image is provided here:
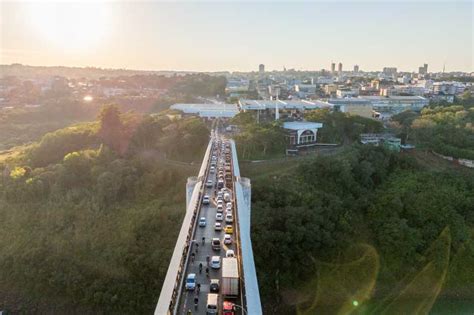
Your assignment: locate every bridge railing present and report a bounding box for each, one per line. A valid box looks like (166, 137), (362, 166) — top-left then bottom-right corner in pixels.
(230, 139), (263, 315)
(155, 138), (214, 315)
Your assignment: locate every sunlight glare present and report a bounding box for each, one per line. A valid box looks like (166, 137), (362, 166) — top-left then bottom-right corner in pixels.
(24, 2), (111, 52)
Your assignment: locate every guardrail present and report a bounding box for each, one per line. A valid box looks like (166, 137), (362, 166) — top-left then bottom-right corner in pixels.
(155, 138), (214, 315)
(231, 139), (263, 315)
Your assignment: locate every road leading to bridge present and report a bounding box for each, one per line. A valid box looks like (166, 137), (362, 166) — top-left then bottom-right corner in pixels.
(156, 129), (261, 315)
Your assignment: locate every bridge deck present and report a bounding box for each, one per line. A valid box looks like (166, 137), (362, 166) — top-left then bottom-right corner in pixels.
(156, 130), (257, 315)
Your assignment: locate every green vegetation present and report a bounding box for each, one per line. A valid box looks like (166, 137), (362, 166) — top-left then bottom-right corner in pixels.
(0, 99), (98, 150)
(232, 112), (287, 160)
(247, 145), (474, 314)
(0, 106), (209, 313)
(305, 109), (383, 144)
(170, 74), (227, 98)
(392, 100), (474, 159)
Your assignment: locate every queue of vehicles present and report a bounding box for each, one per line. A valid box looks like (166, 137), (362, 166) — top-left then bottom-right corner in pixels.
(187, 138), (242, 314)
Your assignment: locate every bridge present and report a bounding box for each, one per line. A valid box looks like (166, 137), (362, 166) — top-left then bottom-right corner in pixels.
(155, 130), (262, 315)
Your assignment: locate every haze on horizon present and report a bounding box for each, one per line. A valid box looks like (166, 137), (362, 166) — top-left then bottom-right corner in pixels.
(1, 0), (473, 73)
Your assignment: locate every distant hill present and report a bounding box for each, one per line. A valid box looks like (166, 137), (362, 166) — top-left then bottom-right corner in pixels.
(0, 63), (202, 79)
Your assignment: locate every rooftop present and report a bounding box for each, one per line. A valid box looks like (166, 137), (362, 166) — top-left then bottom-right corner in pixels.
(239, 99), (333, 110)
(283, 121), (323, 130)
(170, 103), (239, 118)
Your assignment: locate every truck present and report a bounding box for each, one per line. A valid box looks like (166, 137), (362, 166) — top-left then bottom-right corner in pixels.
(221, 257), (239, 297)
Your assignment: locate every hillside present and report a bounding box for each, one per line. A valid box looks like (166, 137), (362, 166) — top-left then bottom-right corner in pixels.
(0, 106), (208, 313)
(242, 145), (474, 314)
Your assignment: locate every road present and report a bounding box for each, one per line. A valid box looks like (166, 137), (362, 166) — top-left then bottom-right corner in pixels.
(177, 137), (241, 315)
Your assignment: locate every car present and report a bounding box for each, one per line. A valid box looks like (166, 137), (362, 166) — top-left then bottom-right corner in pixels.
(226, 203), (232, 211)
(217, 204), (223, 212)
(210, 279), (220, 293)
(206, 180), (213, 188)
(217, 179), (224, 189)
(224, 225), (233, 234)
(215, 213), (223, 221)
(199, 217), (206, 227)
(226, 249), (235, 258)
(217, 199), (223, 206)
(223, 301), (235, 315)
(224, 192), (231, 202)
(214, 222), (222, 231)
(225, 214), (233, 223)
(217, 192), (223, 199)
(185, 273), (196, 290)
(210, 166), (216, 173)
(203, 195), (210, 205)
(211, 238), (221, 250)
(210, 256), (221, 269)
(223, 234), (232, 245)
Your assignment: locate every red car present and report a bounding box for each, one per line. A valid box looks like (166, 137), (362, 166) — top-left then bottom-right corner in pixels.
(223, 301), (235, 315)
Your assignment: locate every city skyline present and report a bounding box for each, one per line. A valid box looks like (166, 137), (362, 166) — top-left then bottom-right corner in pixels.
(1, 1), (473, 72)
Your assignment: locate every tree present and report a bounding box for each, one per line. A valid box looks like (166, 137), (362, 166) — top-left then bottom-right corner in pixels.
(98, 105), (124, 154)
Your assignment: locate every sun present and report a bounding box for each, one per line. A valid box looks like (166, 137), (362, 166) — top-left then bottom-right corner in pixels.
(24, 2), (111, 52)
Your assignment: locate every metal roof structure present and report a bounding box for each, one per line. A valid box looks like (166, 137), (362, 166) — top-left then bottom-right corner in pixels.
(283, 121), (323, 130)
(239, 99), (333, 111)
(170, 103), (239, 118)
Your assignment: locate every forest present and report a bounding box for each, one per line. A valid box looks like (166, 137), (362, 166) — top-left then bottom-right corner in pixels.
(0, 105), (209, 313)
(232, 109), (382, 159)
(247, 145), (474, 314)
(392, 92), (474, 160)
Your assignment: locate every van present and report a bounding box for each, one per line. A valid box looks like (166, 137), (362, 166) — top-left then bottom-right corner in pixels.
(206, 293), (219, 314)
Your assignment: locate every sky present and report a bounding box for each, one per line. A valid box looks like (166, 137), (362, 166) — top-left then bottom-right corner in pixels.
(1, 0), (473, 72)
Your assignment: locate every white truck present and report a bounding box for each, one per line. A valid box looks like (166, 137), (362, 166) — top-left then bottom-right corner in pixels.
(221, 257), (239, 297)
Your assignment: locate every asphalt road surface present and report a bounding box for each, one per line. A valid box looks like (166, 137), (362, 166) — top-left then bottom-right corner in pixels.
(177, 144), (239, 315)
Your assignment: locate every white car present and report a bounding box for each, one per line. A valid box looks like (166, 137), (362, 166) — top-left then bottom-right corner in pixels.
(217, 204), (223, 213)
(214, 222), (222, 231)
(185, 273), (196, 290)
(226, 249), (235, 258)
(206, 180), (213, 188)
(202, 195), (210, 205)
(225, 214), (233, 223)
(210, 256), (221, 269)
(199, 217), (206, 227)
(223, 234), (232, 245)
(210, 166), (216, 173)
(215, 213), (223, 221)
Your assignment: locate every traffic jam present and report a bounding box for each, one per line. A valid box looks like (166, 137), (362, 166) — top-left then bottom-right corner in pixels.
(182, 138), (241, 315)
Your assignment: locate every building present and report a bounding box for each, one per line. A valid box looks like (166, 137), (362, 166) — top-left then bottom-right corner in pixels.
(324, 84), (338, 95)
(336, 88), (359, 98)
(432, 81), (466, 95)
(354, 65), (359, 73)
(362, 95), (429, 114)
(360, 133), (401, 152)
(317, 76), (333, 85)
(259, 64), (265, 74)
(370, 80), (380, 90)
(418, 63), (428, 75)
(294, 84), (317, 98)
(283, 121), (324, 155)
(239, 99), (332, 121)
(170, 103), (240, 118)
(383, 67), (397, 76)
(338, 62), (343, 74)
(331, 62), (336, 74)
(328, 98), (373, 118)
